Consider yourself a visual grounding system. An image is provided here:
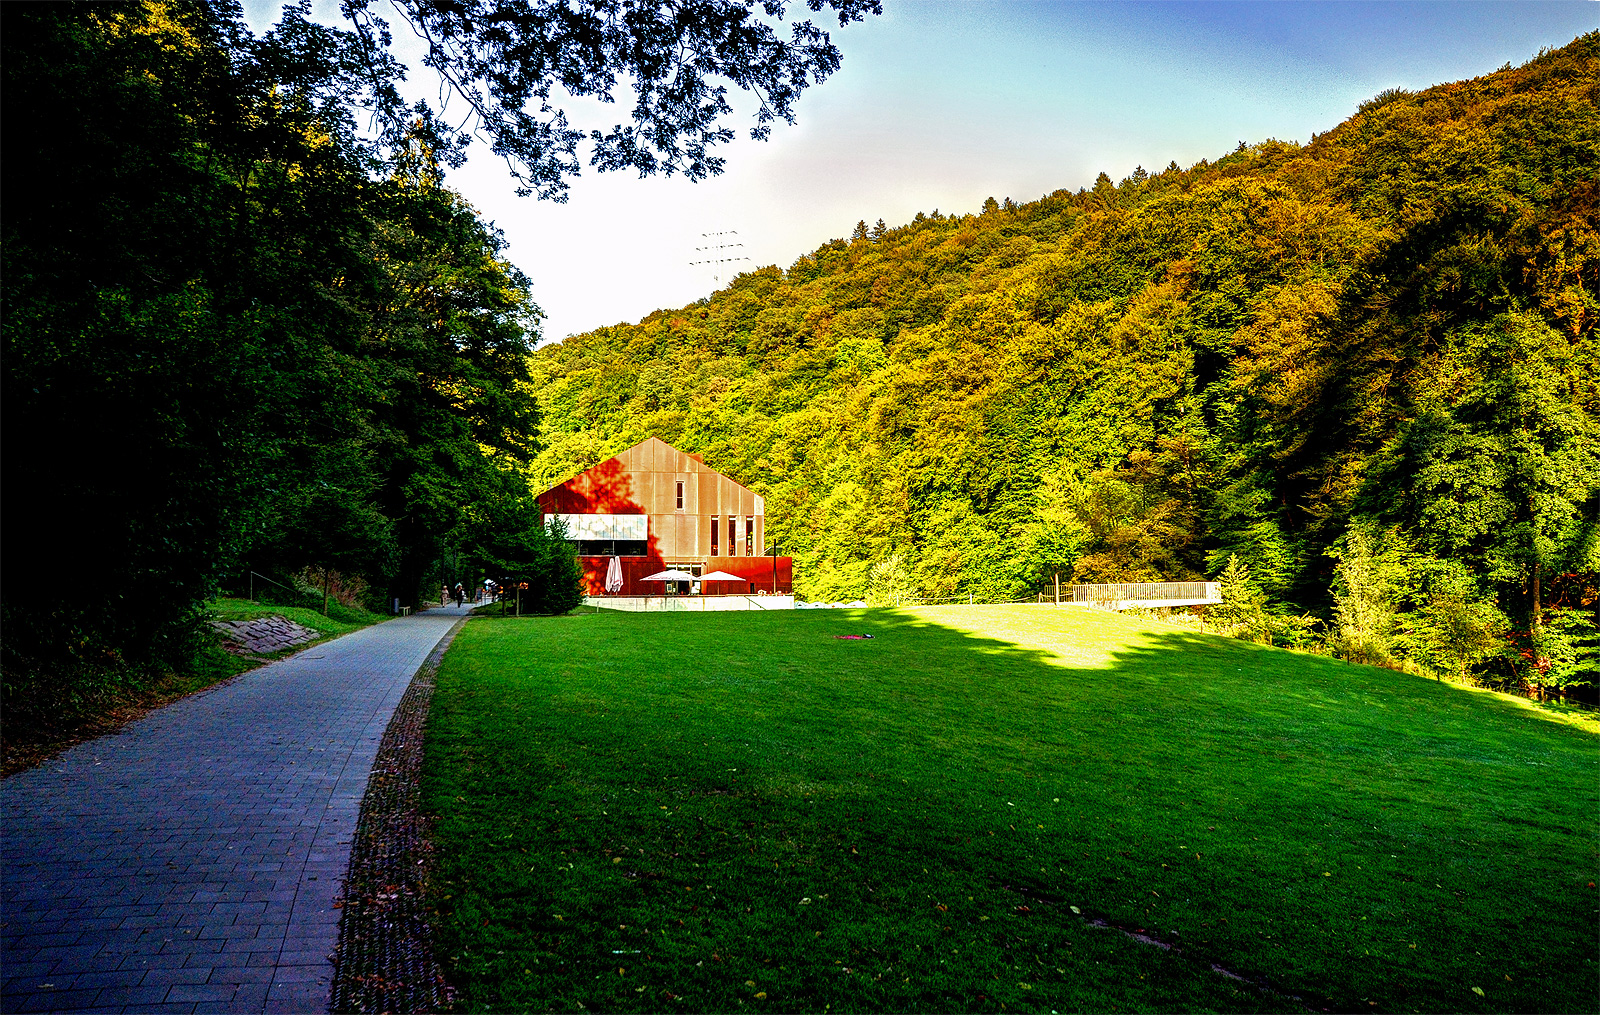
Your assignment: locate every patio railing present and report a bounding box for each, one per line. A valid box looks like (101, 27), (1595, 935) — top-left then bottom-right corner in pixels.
(1070, 581), (1220, 604)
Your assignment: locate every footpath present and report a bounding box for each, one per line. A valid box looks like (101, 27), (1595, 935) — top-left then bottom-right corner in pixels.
(1, 602), (478, 1014)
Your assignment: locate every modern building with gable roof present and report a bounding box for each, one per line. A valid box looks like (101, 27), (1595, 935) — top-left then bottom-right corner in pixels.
(536, 437), (793, 596)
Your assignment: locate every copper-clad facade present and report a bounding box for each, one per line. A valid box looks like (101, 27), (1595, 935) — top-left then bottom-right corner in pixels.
(536, 437), (792, 595)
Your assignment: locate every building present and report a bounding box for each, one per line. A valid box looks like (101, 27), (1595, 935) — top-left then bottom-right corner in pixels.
(536, 437), (794, 596)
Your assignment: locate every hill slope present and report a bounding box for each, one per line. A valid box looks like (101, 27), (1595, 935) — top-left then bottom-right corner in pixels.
(528, 36), (1600, 682)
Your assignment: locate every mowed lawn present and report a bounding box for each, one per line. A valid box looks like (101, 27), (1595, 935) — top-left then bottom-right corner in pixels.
(422, 605), (1598, 1013)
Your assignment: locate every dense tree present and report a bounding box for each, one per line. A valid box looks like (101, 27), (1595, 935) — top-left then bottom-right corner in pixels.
(1, 2), (537, 722)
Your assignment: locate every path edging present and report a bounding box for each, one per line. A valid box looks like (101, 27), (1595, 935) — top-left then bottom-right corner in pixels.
(328, 615), (468, 1014)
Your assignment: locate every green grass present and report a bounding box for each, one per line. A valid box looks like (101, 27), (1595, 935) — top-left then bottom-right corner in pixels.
(207, 595), (384, 638)
(422, 605), (1599, 1013)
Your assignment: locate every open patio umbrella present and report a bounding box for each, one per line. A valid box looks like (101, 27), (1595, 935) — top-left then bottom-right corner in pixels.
(640, 568), (698, 595)
(605, 556), (624, 594)
(698, 570), (747, 594)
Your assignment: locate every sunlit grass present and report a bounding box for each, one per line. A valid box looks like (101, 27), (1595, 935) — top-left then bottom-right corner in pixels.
(422, 605), (1599, 1013)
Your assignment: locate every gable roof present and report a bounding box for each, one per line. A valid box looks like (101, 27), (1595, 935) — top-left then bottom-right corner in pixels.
(537, 438), (762, 516)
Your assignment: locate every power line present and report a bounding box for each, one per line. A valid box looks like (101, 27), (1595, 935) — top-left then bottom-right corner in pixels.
(689, 229), (749, 290)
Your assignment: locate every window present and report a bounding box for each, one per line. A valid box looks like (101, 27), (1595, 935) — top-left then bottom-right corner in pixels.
(710, 516), (718, 555)
(727, 516), (737, 556)
(746, 516), (754, 555)
(675, 481), (684, 510)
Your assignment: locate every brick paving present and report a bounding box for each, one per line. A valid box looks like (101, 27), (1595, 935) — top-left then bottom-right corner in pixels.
(210, 619), (320, 656)
(1, 603), (478, 1014)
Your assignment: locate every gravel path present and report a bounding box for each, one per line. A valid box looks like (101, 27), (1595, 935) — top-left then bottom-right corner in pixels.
(1, 603), (478, 1014)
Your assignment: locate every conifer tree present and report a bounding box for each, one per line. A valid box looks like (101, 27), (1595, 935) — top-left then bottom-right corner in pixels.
(1329, 529), (1395, 666)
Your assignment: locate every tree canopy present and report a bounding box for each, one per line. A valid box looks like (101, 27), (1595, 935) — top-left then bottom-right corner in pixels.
(340, 0), (883, 198)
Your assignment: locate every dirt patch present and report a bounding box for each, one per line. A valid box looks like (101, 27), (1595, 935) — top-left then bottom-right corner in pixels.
(1, 667), (251, 778)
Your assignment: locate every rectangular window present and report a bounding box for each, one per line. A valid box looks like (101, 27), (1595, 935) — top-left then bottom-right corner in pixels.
(727, 516), (736, 556)
(746, 516), (754, 555)
(710, 516), (718, 555)
(676, 481), (684, 510)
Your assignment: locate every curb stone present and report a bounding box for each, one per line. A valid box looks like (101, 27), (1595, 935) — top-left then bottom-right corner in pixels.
(329, 618), (468, 1014)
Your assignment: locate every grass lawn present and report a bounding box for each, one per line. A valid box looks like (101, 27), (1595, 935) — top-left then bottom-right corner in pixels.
(422, 605), (1599, 1013)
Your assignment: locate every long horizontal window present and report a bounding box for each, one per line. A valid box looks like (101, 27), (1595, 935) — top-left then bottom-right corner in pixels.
(546, 514), (647, 541)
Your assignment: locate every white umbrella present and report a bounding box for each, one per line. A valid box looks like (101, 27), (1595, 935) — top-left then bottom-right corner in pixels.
(698, 569), (746, 595)
(640, 569), (698, 582)
(605, 556), (624, 594)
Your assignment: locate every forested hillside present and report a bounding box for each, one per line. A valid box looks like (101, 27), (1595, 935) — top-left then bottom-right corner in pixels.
(530, 35), (1600, 688)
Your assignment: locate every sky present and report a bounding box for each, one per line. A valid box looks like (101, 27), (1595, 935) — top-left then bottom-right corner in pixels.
(241, 1), (1598, 345)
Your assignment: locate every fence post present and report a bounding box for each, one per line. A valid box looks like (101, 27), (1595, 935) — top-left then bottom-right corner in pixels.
(1054, 572), (1059, 606)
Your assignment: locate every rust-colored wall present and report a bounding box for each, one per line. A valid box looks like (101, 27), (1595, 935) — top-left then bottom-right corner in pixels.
(702, 556), (792, 593)
(576, 556), (793, 596)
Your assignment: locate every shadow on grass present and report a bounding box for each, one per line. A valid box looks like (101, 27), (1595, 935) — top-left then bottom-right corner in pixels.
(422, 606), (1599, 1015)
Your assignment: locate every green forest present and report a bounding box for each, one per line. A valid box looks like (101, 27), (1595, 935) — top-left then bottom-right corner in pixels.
(528, 35), (1599, 693)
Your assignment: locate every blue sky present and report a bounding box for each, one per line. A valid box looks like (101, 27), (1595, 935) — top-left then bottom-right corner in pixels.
(242, 1), (1597, 344)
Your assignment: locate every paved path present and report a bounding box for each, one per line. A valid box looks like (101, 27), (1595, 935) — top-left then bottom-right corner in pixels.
(1, 604), (478, 1014)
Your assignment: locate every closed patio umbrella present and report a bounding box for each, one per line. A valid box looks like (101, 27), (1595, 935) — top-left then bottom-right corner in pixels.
(605, 555), (624, 594)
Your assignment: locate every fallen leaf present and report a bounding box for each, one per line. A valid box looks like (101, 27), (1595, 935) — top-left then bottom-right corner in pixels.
(1069, 906), (1081, 915)
(755, 992), (767, 1000)
(746, 980), (756, 988)
(800, 897), (812, 905)
(1471, 987), (1485, 996)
